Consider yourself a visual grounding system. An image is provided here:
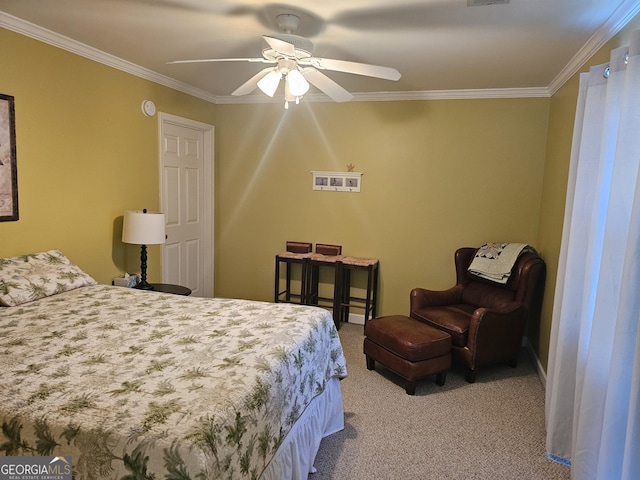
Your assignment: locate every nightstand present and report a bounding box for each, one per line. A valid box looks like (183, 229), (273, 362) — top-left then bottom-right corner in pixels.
(148, 283), (192, 296)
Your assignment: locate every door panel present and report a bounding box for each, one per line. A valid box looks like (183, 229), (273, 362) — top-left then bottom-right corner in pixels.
(185, 167), (200, 223)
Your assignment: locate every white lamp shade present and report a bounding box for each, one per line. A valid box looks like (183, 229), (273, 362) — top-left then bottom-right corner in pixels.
(287, 69), (309, 96)
(257, 69), (282, 97)
(122, 210), (166, 245)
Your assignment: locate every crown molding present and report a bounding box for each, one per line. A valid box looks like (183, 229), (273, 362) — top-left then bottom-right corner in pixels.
(215, 87), (551, 105)
(351, 88), (551, 101)
(0, 12), (218, 104)
(548, 0), (640, 95)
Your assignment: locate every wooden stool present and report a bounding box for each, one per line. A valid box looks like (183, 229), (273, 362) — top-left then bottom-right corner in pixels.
(364, 315), (452, 395)
(274, 242), (313, 305)
(335, 256), (379, 325)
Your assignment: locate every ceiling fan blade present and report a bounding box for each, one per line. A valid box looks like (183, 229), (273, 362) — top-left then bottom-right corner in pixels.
(302, 57), (401, 81)
(303, 68), (353, 103)
(231, 67), (274, 96)
(263, 35), (296, 57)
(167, 57), (269, 65)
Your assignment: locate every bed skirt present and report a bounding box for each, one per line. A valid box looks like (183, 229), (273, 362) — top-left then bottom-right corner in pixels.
(261, 377), (345, 480)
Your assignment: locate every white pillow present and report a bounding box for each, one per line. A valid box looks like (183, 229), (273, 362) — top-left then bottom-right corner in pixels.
(0, 250), (97, 306)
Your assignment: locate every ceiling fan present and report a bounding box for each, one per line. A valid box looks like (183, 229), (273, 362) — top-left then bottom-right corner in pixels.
(168, 13), (401, 107)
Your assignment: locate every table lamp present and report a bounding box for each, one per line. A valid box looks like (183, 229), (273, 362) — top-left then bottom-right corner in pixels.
(122, 208), (166, 290)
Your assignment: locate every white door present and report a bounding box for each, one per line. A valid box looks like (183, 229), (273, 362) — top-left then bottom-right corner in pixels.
(159, 113), (214, 297)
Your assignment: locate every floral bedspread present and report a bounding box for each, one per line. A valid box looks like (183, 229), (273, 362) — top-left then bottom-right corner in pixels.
(0, 285), (347, 479)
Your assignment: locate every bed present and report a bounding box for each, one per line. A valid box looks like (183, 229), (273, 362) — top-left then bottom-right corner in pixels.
(0, 250), (347, 479)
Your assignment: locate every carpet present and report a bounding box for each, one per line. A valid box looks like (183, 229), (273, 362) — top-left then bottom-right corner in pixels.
(311, 322), (570, 479)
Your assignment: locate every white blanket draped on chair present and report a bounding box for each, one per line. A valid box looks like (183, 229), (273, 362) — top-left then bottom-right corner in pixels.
(467, 242), (536, 284)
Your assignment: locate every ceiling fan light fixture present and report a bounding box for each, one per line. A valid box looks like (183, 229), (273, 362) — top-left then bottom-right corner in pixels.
(287, 69), (309, 96)
(171, 12), (400, 104)
(257, 69), (282, 97)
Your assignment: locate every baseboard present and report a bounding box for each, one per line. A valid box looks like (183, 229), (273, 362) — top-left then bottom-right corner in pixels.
(345, 313), (365, 325)
(523, 336), (547, 388)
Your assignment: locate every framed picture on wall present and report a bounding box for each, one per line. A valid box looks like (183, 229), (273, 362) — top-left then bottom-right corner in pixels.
(315, 175), (329, 187)
(329, 177), (344, 187)
(0, 93), (18, 222)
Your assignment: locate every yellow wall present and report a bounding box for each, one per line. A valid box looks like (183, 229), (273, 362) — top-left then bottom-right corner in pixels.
(0, 28), (216, 283)
(214, 100), (549, 325)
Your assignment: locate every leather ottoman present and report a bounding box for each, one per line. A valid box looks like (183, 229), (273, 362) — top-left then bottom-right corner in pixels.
(364, 315), (452, 395)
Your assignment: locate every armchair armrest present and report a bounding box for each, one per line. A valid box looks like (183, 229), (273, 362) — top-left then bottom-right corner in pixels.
(467, 303), (528, 369)
(410, 285), (464, 311)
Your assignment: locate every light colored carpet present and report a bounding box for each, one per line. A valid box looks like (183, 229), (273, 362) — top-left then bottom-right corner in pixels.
(311, 322), (571, 479)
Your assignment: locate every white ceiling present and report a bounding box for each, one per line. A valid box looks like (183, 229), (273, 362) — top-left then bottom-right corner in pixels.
(1, 0), (639, 103)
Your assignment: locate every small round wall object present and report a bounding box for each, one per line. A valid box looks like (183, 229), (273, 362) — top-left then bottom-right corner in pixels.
(141, 100), (156, 117)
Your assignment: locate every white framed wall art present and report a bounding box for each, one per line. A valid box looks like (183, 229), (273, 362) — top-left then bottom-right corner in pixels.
(312, 171), (362, 192)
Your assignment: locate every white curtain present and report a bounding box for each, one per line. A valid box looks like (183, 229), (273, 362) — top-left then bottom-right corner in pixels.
(545, 30), (640, 479)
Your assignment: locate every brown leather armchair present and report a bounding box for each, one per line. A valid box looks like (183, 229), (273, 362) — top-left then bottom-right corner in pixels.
(410, 247), (545, 383)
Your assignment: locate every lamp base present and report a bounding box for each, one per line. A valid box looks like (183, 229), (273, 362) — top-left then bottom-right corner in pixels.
(136, 244), (155, 291)
(135, 281), (154, 291)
